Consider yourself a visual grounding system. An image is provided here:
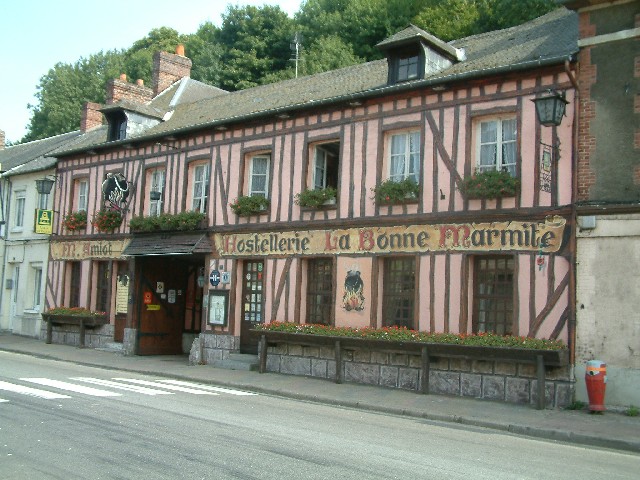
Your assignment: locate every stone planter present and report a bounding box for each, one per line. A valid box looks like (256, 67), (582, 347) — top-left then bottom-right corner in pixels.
(42, 314), (109, 347)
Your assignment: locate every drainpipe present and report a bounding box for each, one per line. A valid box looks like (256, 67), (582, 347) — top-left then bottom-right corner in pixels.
(0, 175), (11, 323)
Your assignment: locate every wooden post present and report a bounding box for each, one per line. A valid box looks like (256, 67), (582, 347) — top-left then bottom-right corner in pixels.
(259, 335), (267, 374)
(335, 340), (342, 384)
(536, 354), (545, 410)
(420, 346), (430, 394)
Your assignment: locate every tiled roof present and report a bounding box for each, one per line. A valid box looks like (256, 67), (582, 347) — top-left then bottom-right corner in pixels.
(56, 8), (578, 156)
(0, 131), (82, 176)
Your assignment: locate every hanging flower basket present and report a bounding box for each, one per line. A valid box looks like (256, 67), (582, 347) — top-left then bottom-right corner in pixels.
(92, 209), (123, 232)
(129, 211), (206, 232)
(459, 170), (520, 199)
(62, 210), (87, 231)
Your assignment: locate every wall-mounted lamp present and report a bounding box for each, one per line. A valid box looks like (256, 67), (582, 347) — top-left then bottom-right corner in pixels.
(276, 112), (291, 119)
(35, 177), (56, 195)
(150, 190), (162, 201)
(532, 90), (569, 127)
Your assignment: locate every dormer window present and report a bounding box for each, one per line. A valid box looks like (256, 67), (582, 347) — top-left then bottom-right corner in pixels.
(397, 49), (420, 82)
(106, 111), (127, 141)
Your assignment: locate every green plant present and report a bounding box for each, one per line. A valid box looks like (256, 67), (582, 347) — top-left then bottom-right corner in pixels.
(44, 306), (106, 317)
(295, 187), (337, 208)
(129, 211), (206, 232)
(459, 169), (520, 199)
(256, 322), (567, 351)
(564, 400), (587, 411)
(372, 178), (419, 204)
(91, 209), (123, 232)
(62, 210), (87, 231)
(625, 405), (639, 417)
(230, 195), (270, 216)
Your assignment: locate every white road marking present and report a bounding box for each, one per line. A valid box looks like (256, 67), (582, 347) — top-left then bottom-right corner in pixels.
(1, 398), (9, 403)
(157, 379), (257, 396)
(21, 378), (122, 397)
(112, 378), (219, 395)
(0, 380), (71, 399)
(70, 378), (175, 396)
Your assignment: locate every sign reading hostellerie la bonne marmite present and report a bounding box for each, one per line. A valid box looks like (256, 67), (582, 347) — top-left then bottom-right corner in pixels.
(214, 217), (567, 257)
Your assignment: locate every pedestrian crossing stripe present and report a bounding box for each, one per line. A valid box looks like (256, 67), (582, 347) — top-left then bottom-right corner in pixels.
(71, 377), (175, 396)
(112, 378), (220, 395)
(21, 378), (122, 397)
(157, 380), (257, 396)
(0, 380), (71, 399)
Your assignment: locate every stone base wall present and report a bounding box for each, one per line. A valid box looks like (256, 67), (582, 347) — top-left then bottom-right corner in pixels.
(40, 324), (114, 348)
(265, 342), (574, 408)
(189, 333), (240, 365)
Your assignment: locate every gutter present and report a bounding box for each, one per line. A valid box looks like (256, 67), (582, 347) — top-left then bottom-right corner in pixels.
(57, 53), (577, 158)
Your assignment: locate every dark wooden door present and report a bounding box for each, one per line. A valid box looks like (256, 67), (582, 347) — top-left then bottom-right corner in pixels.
(240, 260), (264, 354)
(137, 257), (188, 355)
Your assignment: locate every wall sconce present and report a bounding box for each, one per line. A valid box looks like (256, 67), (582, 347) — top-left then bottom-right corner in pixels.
(150, 190), (162, 201)
(35, 177), (56, 195)
(532, 90), (569, 127)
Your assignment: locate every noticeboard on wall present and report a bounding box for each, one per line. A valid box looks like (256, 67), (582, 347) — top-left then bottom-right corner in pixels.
(208, 290), (229, 326)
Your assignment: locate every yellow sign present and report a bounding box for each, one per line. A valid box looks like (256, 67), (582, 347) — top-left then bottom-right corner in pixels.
(214, 217), (567, 257)
(147, 304), (161, 311)
(35, 209), (54, 235)
(51, 239), (130, 260)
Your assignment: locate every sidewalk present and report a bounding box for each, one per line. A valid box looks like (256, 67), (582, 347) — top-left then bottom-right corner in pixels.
(1, 333), (638, 454)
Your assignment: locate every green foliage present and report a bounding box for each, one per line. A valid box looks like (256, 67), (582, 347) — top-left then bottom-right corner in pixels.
(91, 209), (123, 232)
(129, 211), (206, 232)
(230, 195), (270, 216)
(295, 187), (338, 208)
(564, 400), (587, 411)
(626, 405), (639, 417)
(372, 178), (420, 204)
(257, 322), (568, 351)
(45, 306), (106, 317)
(459, 170), (520, 199)
(62, 210), (88, 231)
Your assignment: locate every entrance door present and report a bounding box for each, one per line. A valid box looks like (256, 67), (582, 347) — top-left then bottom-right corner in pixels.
(9, 266), (20, 330)
(137, 257), (188, 355)
(240, 260), (264, 354)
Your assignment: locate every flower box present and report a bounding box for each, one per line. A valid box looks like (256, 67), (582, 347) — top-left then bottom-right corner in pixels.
(92, 209), (123, 232)
(129, 211), (206, 233)
(230, 195), (270, 216)
(372, 178), (420, 204)
(62, 210), (88, 231)
(295, 187), (338, 209)
(459, 170), (520, 199)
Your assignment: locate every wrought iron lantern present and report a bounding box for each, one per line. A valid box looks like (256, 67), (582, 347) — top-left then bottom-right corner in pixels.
(35, 177), (55, 195)
(150, 190), (162, 201)
(532, 90), (569, 127)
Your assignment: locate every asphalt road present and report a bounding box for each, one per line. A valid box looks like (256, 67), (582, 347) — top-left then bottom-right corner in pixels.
(1, 352), (638, 480)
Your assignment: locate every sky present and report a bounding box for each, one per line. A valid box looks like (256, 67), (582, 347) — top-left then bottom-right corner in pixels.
(0, 0), (303, 144)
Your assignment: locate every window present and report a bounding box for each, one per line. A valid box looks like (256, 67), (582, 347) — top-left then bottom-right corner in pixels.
(397, 52), (419, 81)
(69, 262), (81, 308)
(32, 266), (43, 310)
(242, 261), (264, 324)
(191, 164), (210, 213)
(14, 191), (25, 228)
(306, 258), (333, 325)
(476, 117), (517, 176)
(249, 154), (270, 197)
(389, 131), (420, 182)
(313, 142), (340, 190)
(77, 180), (88, 212)
(95, 262), (109, 313)
(473, 256), (515, 335)
(382, 257), (415, 328)
(107, 111), (127, 141)
(149, 169), (165, 216)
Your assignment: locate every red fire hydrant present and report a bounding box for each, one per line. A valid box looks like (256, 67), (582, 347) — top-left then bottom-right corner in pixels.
(585, 360), (606, 412)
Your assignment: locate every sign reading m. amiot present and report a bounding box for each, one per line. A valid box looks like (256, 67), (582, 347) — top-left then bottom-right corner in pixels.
(34, 209), (54, 235)
(214, 217), (567, 257)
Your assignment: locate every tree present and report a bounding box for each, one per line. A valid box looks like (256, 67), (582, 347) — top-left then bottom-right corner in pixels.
(185, 22), (225, 87)
(413, 0), (480, 41)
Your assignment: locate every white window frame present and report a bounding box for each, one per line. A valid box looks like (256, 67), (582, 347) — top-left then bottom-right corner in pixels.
(313, 145), (338, 190)
(77, 180), (88, 212)
(149, 170), (165, 217)
(191, 164), (210, 213)
(475, 116), (517, 177)
(31, 266), (43, 311)
(249, 154), (270, 198)
(14, 191), (26, 229)
(388, 131), (420, 183)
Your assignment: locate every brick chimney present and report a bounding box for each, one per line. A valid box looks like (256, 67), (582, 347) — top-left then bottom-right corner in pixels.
(152, 45), (192, 96)
(106, 73), (154, 105)
(0, 129), (5, 150)
(81, 102), (104, 132)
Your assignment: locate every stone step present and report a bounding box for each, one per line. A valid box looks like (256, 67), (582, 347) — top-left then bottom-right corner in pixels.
(213, 353), (259, 371)
(96, 342), (124, 353)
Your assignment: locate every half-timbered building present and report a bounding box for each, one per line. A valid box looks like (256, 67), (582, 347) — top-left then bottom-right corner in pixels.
(49, 8), (579, 406)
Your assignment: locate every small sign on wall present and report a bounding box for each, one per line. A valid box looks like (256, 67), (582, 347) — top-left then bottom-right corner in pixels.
(208, 291), (229, 326)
